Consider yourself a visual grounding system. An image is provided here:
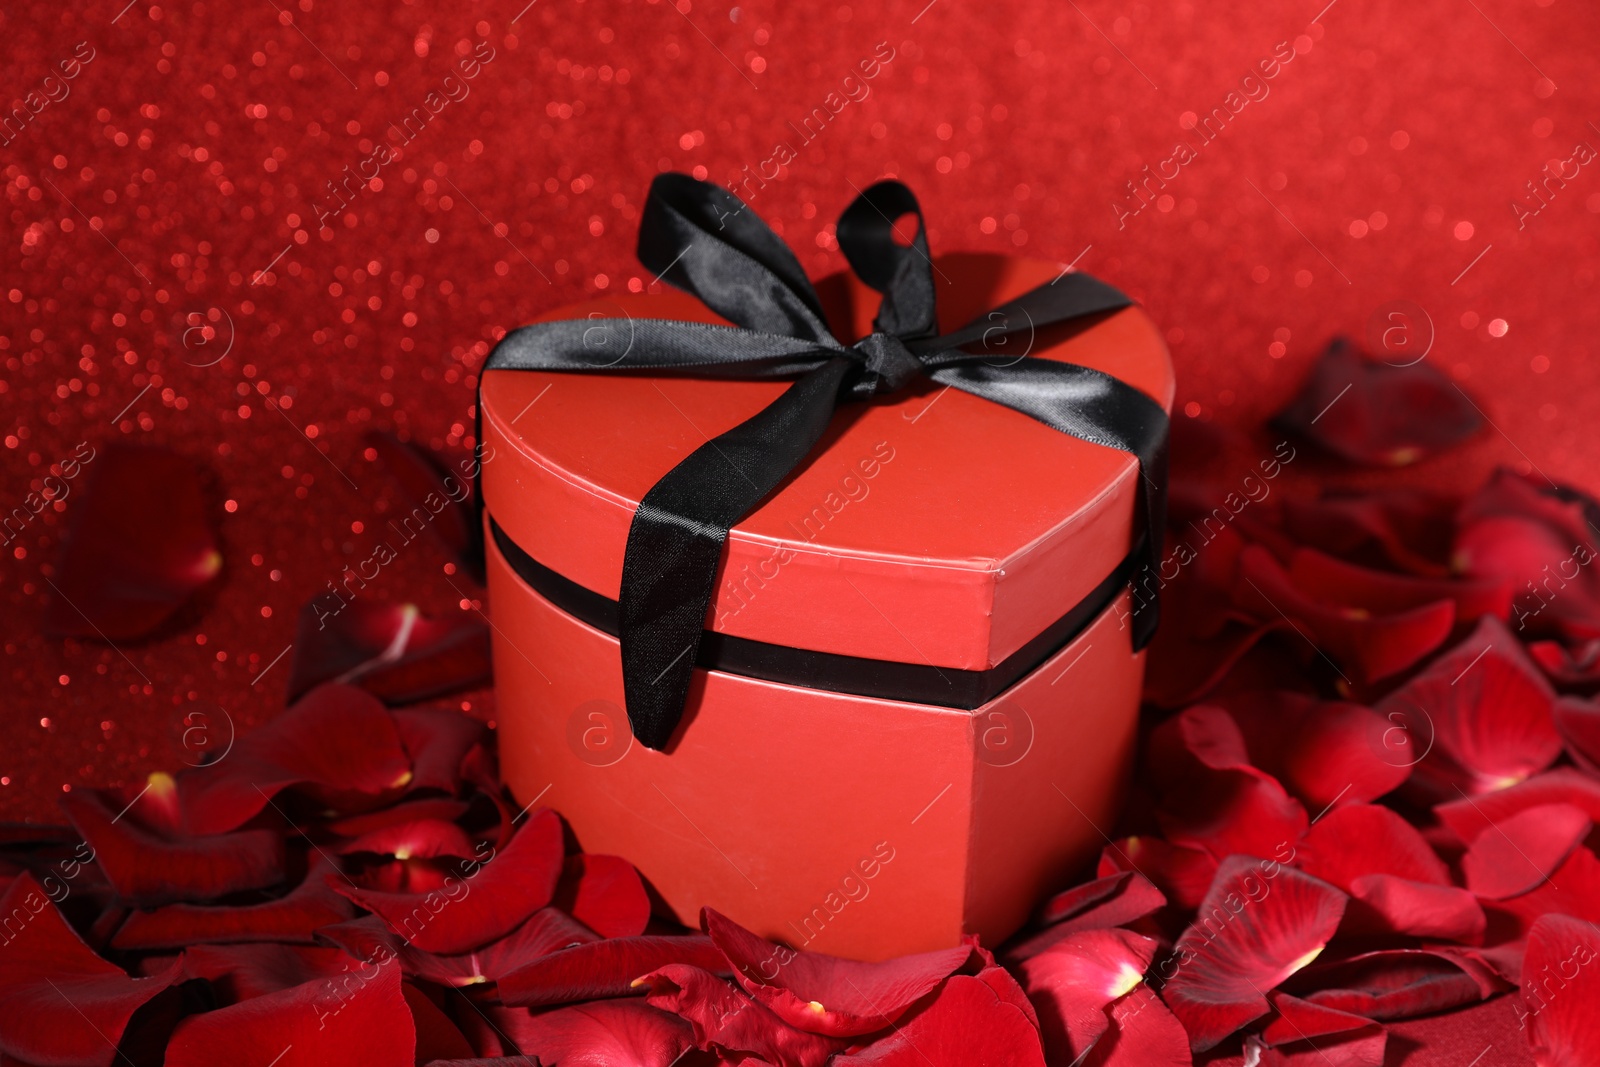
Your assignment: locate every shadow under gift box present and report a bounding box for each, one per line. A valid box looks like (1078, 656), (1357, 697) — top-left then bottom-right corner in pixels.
(480, 252), (1174, 962)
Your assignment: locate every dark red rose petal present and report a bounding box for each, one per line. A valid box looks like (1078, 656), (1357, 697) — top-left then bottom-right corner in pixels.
(1377, 616), (1561, 799)
(164, 958), (415, 1067)
(111, 855), (355, 949)
(1530, 638), (1600, 692)
(1250, 992), (1386, 1067)
(1288, 547), (1510, 631)
(1270, 336), (1484, 466)
(638, 964), (847, 1067)
(1345, 874), (1485, 943)
(286, 599), (491, 706)
(330, 808), (562, 954)
(402, 981), (476, 1063)
(1296, 804), (1449, 887)
(1007, 872), (1166, 961)
(364, 430), (480, 574)
(181, 942), (355, 1003)
(43, 443), (221, 641)
(1455, 468), (1600, 642)
(1098, 836), (1219, 912)
(705, 907), (972, 1037)
(1281, 489), (1458, 577)
(1554, 695), (1600, 773)
(325, 797), (471, 837)
(1147, 705), (1309, 860)
(493, 999), (693, 1067)
(1081, 984), (1192, 1067)
(1160, 855), (1348, 1052)
(0, 874), (184, 1067)
(498, 935), (731, 1008)
(1462, 802), (1590, 900)
(336, 819), (476, 861)
(1521, 913), (1600, 1066)
(1287, 948), (1504, 1020)
(319, 907), (597, 987)
(176, 683), (415, 835)
(829, 973), (1047, 1067)
(554, 853), (651, 938)
(1233, 544), (1456, 683)
(391, 709), (486, 795)
(60, 786), (284, 906)
(1018, 929), (1157, 1062)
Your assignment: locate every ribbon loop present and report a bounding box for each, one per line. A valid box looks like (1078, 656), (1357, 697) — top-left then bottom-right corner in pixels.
(478, 173), (1170, 750)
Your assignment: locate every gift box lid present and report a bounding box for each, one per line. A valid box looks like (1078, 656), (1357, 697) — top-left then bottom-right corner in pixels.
(480, 251), (1173, 673)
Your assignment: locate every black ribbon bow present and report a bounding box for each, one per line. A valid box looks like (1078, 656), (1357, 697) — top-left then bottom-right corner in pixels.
(480, 174), (1170, 750)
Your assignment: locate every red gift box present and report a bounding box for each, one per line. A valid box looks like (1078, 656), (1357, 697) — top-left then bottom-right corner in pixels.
(479, 188), (1173, 960)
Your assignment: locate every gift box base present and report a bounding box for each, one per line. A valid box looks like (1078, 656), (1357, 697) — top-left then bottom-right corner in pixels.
(487, 527), (1143, 961)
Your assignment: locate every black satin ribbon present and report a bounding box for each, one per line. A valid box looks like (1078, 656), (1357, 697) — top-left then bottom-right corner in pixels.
(478, 173), (1169, 750)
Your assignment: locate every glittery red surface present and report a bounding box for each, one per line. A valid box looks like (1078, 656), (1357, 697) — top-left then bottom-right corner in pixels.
(2, 0), (1595, 864)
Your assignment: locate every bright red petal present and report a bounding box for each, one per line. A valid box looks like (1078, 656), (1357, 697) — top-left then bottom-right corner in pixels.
(0, 874), (184, 1067)
(1462, 802), (1590, 899)
(1296, 804), (1450, 887)
(829, 974), (1047, 1067)
(498, 935), (729, 1007)
(554, 854), (651, 939)
(286, 600), (490, 706)
(111, 855), (354, 949)
(60, 788), (284, 906)
(1377, 616), (1561, 798)
(495, 999), (693, 1067)
(639, 964), (846, 1067)
(1007, 872), (1166, 960)
(1271, 337), (1484, 466)
(319, 907), (597, 987)
(1554, 695), (1600, 773)
(1521, 913), (1600, 1066)
(1250, 992), (1386, 1067)
(163, 958), (415, 1067)
(1160, 856), (1347, 1052)
(1435, 768), (1600, 843)
(705, 907), (972, 1037)
(1098, 836), (1218, 912)
(329, 808), (561, 953)
(42, 444), (221, 641)
(1081, 984), (1192, 1067)
(1218, 693), (1411, 811)
(1019, 929), (1156, 1062)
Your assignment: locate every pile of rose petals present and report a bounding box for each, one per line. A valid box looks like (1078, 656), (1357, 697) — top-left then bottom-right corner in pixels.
(9, 339), (1600, 1065)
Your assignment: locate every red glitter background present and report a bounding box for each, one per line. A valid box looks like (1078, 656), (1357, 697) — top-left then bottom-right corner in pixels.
(2, 0), (1597, 971)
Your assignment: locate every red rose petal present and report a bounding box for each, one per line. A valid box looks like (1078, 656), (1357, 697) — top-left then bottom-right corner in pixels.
(181, 942), (355, 1003)
(1250, 992), (1386, 1067)
(319, 907), (596, 987)
(1349, 874), (1486, 943)
(176, 683), (414, 836)
(1098, 836), (1218, 912)
(391, 708), (486, 795)
(1217, 693), (1411, 811)
(1455, 469), (1600, 642)
(1521, 913), (1600, 1066)
(164, 958), (415, 1067)
(1296, 804), (1450, 887)
(1019, 929), (1157, 1061)
(498, 935), (730, 1007)
(364, 430), (480, 574)
(832, 973), (1048, 1067)
(1006, 871), (1166, 962)
(554, 854), (652, 939)
(324, 797), (470, 837)
(402, 981), (476, 1063)
(1148, 706), (1309, 860)
(0, 874), (184, 1067)
(1553, 695), (1600, 773)
(335, 819), (476, 861)
(638, 964), (847, 1067)
(1377, 616), (1561, 798)
(42, 444), (221, 642)
(286, 600), (491, 706)
(60, 787), (284, 906)
(1530, 638), (1600, 692)
(1462, 802), (1590, 900)
(1487, 844), (1600, 940)
(1271, 336), (1484, 466)
(1281, 489), (1458, 578)
(494, 999), (693, 1067)
(1233, 544), (1457, 683)
(705, 907), (972, 1037)
(111, 855), (355, 949)
(1290, 547), (1510, 629)
(1081, 984), (1192, 1067)
(1160, 855), (1348, 1052)
(1288, 948), (1504, 1020)
(330, 808), (561, 954)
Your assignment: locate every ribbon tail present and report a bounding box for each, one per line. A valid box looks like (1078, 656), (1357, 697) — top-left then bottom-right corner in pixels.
(928, 357), (1170, 651)
(619, 357), (855, 749)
